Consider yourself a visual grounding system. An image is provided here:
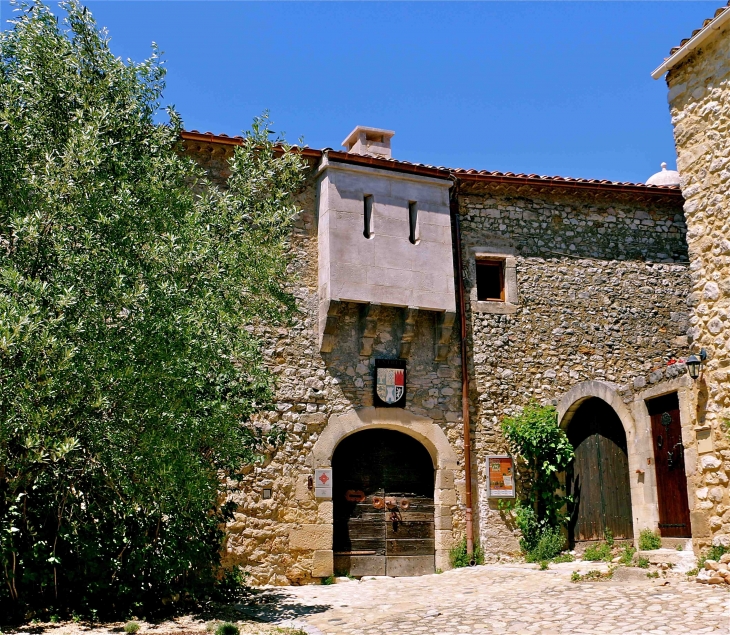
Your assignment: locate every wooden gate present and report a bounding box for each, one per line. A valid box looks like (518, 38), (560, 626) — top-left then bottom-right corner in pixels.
(333, 429), (435, 577)
(647, 393), (691, 537)
(566, 398), (634, 543)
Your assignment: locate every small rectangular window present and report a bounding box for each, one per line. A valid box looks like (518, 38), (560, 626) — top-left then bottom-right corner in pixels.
(363, 195), (373, 239)
(408, 201), (419, 244)
(476, 259), (505, 301)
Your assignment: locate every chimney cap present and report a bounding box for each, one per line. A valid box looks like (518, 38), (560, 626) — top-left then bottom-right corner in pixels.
(342, 125), (395, 150)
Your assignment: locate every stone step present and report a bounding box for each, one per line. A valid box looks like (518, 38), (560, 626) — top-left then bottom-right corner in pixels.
(636, 548), (697, 573)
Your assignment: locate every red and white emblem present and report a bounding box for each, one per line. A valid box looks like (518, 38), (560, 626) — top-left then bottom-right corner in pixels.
(376, 367), (405, 404)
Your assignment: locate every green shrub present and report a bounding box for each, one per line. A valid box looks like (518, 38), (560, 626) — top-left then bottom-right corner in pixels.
(603, 528), (614, 547)
(619, 546), (636, 565)
(698, 545), (728, 570)
(539, 560), (549, 570)
(647, 571), (659, 579)
(124, 622), (140, 634)
(707, 545), (728, 561)
(450, 537), (485, 568)
(215, 623), (240, 635)
(675, 544), (683, 551)
(638, 529), (662, 550)
(321, 576), (335, 585)
(501, 404), (574, 539)
(636, 557), (650, 569)
(582, 542), (612, 562)
(0, 1), (304, 620)
(570, 571), (581, 582)
(525, 527), (565, 563)
(551, 553), (575, 564)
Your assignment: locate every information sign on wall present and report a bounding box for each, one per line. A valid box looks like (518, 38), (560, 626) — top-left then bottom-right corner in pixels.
(486, 455), (515, 498)
(314, 468), (333, 499)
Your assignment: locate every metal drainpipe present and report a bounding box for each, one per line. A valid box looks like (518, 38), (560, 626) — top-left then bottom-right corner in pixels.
(449, 177), (475, 562)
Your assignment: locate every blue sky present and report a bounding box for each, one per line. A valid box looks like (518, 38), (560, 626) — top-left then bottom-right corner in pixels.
(0, 1), (722, 183)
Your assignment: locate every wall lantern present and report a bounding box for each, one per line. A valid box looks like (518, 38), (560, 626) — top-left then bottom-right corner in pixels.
(686, 348), (707, 380)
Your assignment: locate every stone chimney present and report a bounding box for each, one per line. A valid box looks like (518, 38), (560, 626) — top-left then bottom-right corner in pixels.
(342, 126), (395, 159)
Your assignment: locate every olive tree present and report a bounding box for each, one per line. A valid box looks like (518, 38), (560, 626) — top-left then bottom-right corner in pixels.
(0, 0), (305, 618)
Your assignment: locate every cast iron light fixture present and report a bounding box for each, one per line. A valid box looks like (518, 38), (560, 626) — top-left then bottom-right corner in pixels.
(686, 348), (708, 380)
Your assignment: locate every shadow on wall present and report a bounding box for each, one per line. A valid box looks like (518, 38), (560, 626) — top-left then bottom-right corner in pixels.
(320, 302), (460, 424)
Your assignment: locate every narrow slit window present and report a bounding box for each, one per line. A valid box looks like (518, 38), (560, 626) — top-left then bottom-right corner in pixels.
(476, 259), (505, 301)
(408, 201), (419, 244)
(363, 195), (373, 239)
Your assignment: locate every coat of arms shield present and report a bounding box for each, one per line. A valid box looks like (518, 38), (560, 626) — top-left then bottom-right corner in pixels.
(374, 360), (406, 407)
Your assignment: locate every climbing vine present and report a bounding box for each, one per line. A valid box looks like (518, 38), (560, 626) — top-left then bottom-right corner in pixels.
(501, 403), (574, 554)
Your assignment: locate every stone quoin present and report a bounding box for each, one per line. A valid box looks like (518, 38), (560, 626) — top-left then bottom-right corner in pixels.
(653, 2), (730, 563)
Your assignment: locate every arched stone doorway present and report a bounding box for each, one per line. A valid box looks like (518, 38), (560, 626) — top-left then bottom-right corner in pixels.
(565, 397), (634, 544)
(332, 428), (436, 577)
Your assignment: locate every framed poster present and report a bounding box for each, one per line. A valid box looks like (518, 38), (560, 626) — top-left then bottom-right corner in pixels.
(374, 359), (407, 408)
(486, 455), (515, 498)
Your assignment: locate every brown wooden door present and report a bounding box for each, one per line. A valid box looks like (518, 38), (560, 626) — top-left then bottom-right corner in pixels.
(566, 398), (634, 543)
(647, 393), (691, 538)
(333, 429), (435, 577)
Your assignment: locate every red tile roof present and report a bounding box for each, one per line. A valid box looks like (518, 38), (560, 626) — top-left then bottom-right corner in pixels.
(669, 3), (730, 56)
(181, 130), (683, 201)
(652, 2), (730, 79)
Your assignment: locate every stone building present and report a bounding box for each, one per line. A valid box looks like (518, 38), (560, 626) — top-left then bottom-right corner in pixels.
(182, 122), (695, 585)
(653, 2), (730, 551)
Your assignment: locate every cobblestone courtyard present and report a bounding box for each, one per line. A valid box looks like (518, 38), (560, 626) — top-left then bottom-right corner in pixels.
(241, 563), (730, 635)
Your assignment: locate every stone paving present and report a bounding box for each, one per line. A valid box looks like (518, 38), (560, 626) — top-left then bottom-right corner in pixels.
(240, 563), (730, 635)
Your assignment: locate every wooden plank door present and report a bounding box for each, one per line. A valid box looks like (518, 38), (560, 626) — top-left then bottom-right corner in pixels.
(333, 429), (435, 577)
(385, 493), (435, 576)
(567, 398), (634, 543)
(647, 393), (691, 538)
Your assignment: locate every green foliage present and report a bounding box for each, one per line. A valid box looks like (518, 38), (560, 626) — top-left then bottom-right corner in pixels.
(0, 0), (305, 620)
(214, 623), (239, 635)
(603, 528), (614, 548)
(524, 526), (565, 563)
(707, 545), (728, 561)
(538, 560), (549, 570)
(646, 571), (659, 579)
(501, 403), (574, 550)
(638, 530), (662, 551)
(636, 557), (650, 569)
(551, 553), (575, 564)
(675, 544), (683, 551)
(698, 545), (728, 570)
(686, 567), (699, 577)
(321, 576), (335, 586)
(582, 542), (612, 562)
(619, 546), (636, 565)
(570, 569), (613, 583)
(449, 537), (485, 568)
(124, 622), (140, 634)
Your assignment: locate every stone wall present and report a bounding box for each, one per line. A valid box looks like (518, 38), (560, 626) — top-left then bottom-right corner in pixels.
(185, 139), (694, 582)
(184, 144), (466, 583)
(458, 187), (690, 553)
(666, 26), (730, 550)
